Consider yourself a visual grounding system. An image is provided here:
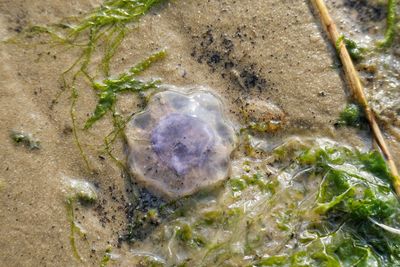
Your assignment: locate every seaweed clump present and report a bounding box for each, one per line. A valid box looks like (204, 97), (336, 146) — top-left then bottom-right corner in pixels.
(122, 139), (400, 266)
(10, 131), (40, 150)
(254, 145), (400, 266)
(336, 103), (366, 127)
(336, 35), (366, 62)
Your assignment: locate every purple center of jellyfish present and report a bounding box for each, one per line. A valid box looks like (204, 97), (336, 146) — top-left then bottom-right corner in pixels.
(151, 113), (215, 176)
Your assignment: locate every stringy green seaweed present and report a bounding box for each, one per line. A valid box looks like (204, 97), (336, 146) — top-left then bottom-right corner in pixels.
(128, 143), (400, 267)
(68, 0), (167, 76)
(13, 0), (167, 168)
(65, 0), (167, 169)
(20, 0), (167, 75)
(13, 0), (168, 260)
(64, 179), (97, 262)
(253, 147), (400, 266)
(84, 50), (166, 129)
(377, 0), (398, 48)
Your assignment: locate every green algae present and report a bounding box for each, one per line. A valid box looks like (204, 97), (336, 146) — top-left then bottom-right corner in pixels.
(337, 103), (365, 127)
(103, 112), (132, 168)
(336, 35), (365, 61)
(85, 50), (166, 129)
(229, 173), (275, 193)
(10, 131), (40, 150)
(123, 139), (400, 266)
(65, 198), (86, 262)
(13, 0), (168, 171)
(64, 178), (97, 261)
(343, 38), (365, 61)
(252, 145), (400, 266)
(71, 0), (166, 35)
(377, 0), (398, 48)
(65, 0), (167, 76)
(96, 50), (166, 171)
(138, 256), (165, 267)
(175, 223), (207, 248)
(100, 247), (113, 267)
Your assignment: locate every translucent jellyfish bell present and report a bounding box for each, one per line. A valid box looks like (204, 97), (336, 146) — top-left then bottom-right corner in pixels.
(125, 87), (237, 199)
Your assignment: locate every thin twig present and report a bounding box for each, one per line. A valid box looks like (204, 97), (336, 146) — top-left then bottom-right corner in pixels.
(311, 0), (400, 196)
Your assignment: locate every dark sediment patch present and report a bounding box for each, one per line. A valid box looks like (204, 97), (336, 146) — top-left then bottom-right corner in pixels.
(190, 26), (268, 93)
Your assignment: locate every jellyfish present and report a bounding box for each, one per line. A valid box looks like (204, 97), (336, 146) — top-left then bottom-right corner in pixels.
(125, 87), (237, 199)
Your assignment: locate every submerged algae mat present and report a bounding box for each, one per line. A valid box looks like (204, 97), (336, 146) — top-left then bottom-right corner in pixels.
(0, 0), (398, 266)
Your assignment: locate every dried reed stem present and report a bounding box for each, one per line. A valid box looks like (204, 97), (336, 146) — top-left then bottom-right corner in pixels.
(311, 0), (400, 196)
